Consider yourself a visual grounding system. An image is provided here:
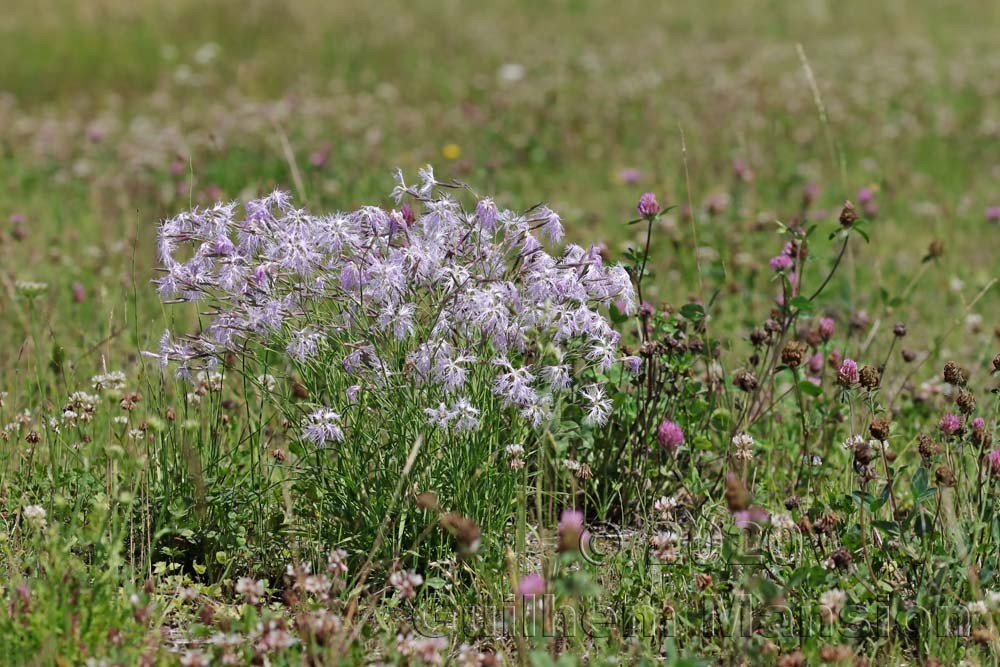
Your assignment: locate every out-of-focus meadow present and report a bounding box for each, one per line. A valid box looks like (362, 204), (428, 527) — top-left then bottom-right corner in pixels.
(2, 0), (998, 379)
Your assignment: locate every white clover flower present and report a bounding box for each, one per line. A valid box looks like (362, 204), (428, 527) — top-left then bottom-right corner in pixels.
(650, 531), (681, 562)
(771, 513), (796, 531)
(732, 433), (755, 460)
(497, 62), (525, 83)
(15, 280), (49, 299)
(843, 434), (866, 449)
(91, 371), (126, 392)
(653, 496), (678, 518)
(819, 589), (847, 624)
(505, 443), (525, 458)
(389, 569), (423, 599)
(235, 577), (265, 605)
(506, 443), (526, 470)
(257, 374), (277, 392)
(968, 600), (989, 616)
(22, 504), (47, 529)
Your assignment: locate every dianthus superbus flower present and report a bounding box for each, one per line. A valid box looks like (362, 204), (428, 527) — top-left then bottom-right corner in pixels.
(151, 171), (635, 546)
(581, 384), (612, 426)
(302, 409), (344, 447)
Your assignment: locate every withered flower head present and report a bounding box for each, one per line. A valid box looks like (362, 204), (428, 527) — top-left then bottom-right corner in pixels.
(869, 418), (891, 441)
(839, 201), (859, 227)
(943, 361), (967, 387)
(781, 342), (805, 368)
(859, 365), (881, 391)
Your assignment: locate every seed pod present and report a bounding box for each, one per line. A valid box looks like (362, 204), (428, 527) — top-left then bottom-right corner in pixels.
(956, 390), (976, 415)
(869, 418), (891, 441)
(415, 491), (439, 510)
(813, 510), (840, 535)
(778, 651), (806, 667)
(735, 370), (759, 392)
(859, 365), (881, 391)
(943, 361), (967, 386)
(935, 465), (956, 488)
(839, 201), (859, 227)
(852, 439), (875, 466)
(440, 512), (482, 556)
(781, 342), (804, 368)
(749, 328), (768, 347)
(829, 547), (852, 569)
(724, 472), (750, 511)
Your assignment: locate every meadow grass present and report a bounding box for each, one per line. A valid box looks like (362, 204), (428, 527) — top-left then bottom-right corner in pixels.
(1, 1), (999, 665)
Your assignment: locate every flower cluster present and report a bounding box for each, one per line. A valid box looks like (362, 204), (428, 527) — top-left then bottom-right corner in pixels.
(150, 169), (636, 444)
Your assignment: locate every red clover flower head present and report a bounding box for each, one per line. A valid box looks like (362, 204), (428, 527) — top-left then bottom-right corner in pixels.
(938, 413), (961, 436)
(517, 573), (546, 598)
(657, 419), (684, 450)
(557, 508), (585, 552)
(808, 352), (824, 374)
(733, 507), (769, 530)
(819, 317), (835, 341)
(802, 183), (820, 208)
(637, 192), (661, 218)
(836, 358), (859, 387)
(769, 254), (793, 272)
(986, 206), (1000, 223)
(986, 450), (1000, 475)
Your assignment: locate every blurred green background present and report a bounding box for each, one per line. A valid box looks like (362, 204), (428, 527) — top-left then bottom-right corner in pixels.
(1, 0), (997, 377)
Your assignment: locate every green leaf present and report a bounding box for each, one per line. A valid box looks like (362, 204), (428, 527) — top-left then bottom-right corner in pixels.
(911, 467), (928, 500)
(709, 408), (732, 429)
(798, 380), (823, 398)
(872, 520), (900, 536)
(679, 303), (705, 321)
(788, 295), (813, 312)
